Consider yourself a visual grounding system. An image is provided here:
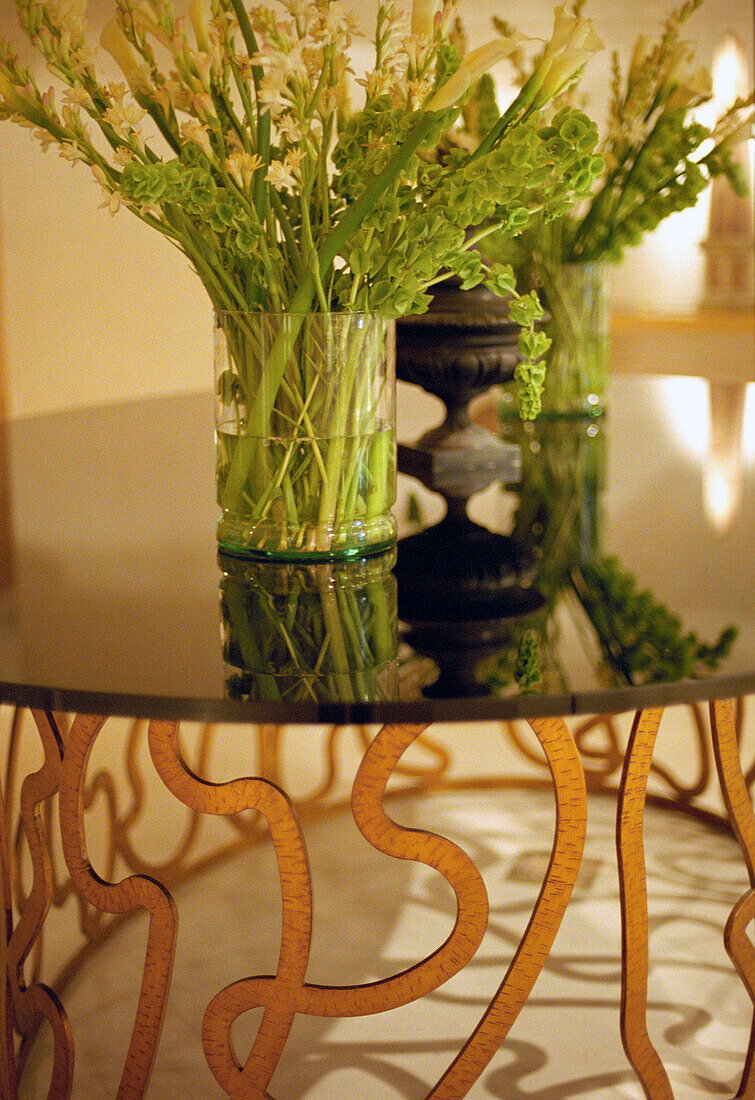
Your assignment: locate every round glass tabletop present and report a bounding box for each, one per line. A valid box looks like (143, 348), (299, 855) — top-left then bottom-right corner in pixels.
(1, 380), (753, 722)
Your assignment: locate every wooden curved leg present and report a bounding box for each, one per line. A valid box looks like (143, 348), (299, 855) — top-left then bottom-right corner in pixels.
(6, 711), (73, 1099)
(616, 707), (673, 1099)
(710, 698), (755, 1099)
(59, 715), (178, 1100)
(0, 746), (16, 1099)
(429, 714), (588, 1098)
(148, 718), (313, 1099)
(155, 719), (584, 1099)
(150, 720), (494, 1096)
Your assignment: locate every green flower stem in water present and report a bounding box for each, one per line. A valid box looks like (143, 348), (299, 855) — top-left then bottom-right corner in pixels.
(316, 321), (369, 543)
(216, 308), (395, 556)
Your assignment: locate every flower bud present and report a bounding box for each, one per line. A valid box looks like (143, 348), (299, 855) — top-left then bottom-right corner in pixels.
(628, 35), (647, 79)
(190, 0), (212, 53)
(426, 36), (521, 111)
(665, 66), (711, 111)
(716, 112), (755, 152)
(91, 163), (108, 187)
(100, 22), (144, 90)
(0, 71), (19, 108)
(411, 0), (437, 40)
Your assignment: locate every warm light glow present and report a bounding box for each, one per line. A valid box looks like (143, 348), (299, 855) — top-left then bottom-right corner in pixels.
(712, 35), (749, 108)
(710, 33), (754, 209)
(655, 379), (755, 462)
(703, 461), (740, 535)
(703, 34), (755, 307)
(704, 380), (748, 535)
(655, 377), (754, 534)
(654, 377), (709, 459)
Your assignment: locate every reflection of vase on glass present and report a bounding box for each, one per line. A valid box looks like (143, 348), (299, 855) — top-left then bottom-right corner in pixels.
(219, 550), (398, 704)
(501, 415), (606, 599)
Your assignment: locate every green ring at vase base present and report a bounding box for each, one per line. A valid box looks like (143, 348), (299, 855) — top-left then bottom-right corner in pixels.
(216, 538), (398, 564)
(216, 514), (398, 564)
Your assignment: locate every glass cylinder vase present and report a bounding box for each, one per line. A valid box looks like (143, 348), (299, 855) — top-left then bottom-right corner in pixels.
(215, 311), (397, 560)
(538, 261), (609, 417)
(497, 263), (608, 593)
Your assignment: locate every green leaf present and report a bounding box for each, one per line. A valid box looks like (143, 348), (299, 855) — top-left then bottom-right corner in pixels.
(348, 247), (371, 276)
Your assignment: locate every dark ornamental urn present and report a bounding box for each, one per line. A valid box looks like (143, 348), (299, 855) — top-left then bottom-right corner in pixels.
(394, 275), (544, 696)
(396, 273), (524, 490)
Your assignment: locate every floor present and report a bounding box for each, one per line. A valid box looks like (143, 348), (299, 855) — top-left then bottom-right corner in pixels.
(18, 787), (751, 1099)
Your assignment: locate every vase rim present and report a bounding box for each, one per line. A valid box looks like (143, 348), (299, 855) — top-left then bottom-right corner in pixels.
(214, 308), (389, 319)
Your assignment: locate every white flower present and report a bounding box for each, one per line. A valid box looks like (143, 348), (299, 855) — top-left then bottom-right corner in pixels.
(276, 113), (303, 144)
(159, 77), (191, 113)
(32, 126), (55, 151)
(180, 119), (213, 157)
(113, 147), (136, 167)
(91, 162), (122, 214)
(62, 86), (93, 110)
(266, 152), (301, 191)
(426, 36), (523, 111)
(226, 150), (263, 188)
(282, 0), (312, 21)
(58, 141), (83, 162)
(318, 1), (357, 42)
(533, 6), (603, 103)
(69, 43), (97, 76)
(103, 82), (147, 134)
(259, 71), (293, 116)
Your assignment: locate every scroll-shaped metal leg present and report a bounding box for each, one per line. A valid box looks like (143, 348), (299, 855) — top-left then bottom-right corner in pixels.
(616, 707), (673, 1099)
(710, 698), (755, 1100)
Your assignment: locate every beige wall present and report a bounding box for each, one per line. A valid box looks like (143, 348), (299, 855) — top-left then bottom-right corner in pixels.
(0, 0), (752, 418)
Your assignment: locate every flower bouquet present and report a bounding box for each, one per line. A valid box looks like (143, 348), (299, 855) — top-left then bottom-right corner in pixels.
(1, 0), (604, 556)
(469, 0), (754, 413)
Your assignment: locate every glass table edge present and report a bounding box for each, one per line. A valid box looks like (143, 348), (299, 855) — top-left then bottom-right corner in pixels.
(1, 670), (753, 726)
